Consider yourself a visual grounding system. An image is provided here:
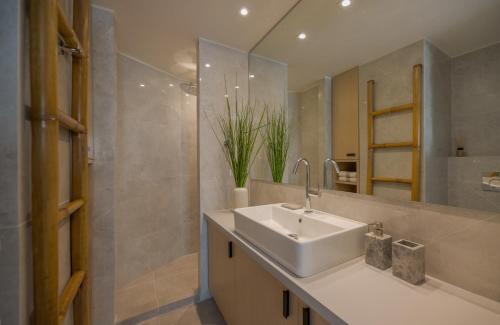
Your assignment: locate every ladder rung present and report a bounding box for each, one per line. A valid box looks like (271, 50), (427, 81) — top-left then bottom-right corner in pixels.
(372, 177), (412, 184)
(58, 271), (85, 321)
(57, 4), (85, 57)
(370, 103), (413, 116)
(58, 111), (86, 133)
(370, 141), (413, 149)
(58, 199), (84, 224)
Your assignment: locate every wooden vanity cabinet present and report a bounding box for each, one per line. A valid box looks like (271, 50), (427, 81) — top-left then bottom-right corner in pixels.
(298, 302), (331, 325)
(332, 67), (359, 161)
(208, 223), (237, 324)
(234, 242), (299, 325)
(208, 223), (327, 325)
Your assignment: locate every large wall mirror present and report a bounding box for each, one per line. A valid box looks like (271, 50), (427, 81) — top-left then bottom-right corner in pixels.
(249, 0), (500, 213)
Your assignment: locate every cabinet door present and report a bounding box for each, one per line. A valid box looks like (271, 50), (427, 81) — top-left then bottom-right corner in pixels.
(234, 245), (298, 325)
(298, 302), (332, 325)
(332, 67), (359, 160)
(208, 223), (236, 324)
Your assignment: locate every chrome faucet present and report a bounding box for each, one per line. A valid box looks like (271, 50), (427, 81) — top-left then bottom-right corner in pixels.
(293, 158), (320, 212)
(323, 158), (341, 189)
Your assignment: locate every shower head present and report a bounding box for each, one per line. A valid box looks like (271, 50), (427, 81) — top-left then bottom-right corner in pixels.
(180, 82), (197, 96)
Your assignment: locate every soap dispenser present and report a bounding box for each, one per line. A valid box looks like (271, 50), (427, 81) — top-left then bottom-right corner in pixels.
(365, 222), (392, 270)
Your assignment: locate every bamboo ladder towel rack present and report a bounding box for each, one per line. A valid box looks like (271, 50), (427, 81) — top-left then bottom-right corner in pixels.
(366, 64), (422, 201)
(29, 1), (91, 324)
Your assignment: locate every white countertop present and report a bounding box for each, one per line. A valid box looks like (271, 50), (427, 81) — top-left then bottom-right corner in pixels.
(204, 210), (500, 325)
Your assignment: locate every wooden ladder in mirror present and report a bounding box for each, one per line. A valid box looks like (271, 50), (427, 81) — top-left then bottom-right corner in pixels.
(29, 0), (91, 324)
(366, 64), (422, 201)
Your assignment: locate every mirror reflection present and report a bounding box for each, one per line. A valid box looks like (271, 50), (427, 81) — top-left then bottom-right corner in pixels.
(249, 0), (500, 212)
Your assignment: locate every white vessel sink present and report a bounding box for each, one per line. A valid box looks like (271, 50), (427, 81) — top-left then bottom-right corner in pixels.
(234, 204), (367, 277)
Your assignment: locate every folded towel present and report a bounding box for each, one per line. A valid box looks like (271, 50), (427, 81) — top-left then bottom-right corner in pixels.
(339, 171), (348, 177)
(339, 176), (348, 182)
(348, 177), (357, 183)
(348, 172), (357, 178)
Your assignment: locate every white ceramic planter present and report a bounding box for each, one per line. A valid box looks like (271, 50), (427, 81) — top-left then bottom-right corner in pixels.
(233, 187), (249, 208)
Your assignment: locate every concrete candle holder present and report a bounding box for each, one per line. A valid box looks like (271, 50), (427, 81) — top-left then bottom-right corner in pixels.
(392, 239), (425, 285)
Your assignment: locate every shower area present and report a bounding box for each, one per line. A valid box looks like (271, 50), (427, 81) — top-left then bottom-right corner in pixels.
(113, 54), (199, 323)
(91, 7), (199, 324)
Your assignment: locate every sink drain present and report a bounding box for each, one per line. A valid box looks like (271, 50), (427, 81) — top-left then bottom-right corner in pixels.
(288, 233), (299, 240)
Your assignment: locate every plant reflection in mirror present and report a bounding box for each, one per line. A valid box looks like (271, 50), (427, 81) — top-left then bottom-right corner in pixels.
(265, 107), (289, 183)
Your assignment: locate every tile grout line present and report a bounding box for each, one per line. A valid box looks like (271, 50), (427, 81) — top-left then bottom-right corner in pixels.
(116, 295), (197, 325)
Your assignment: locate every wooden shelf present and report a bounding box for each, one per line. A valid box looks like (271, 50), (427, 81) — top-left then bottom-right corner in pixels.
(371, 177), (412, 184)
(335, 180), (357, 186)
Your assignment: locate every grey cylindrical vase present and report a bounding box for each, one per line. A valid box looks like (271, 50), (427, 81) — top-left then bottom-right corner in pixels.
(392, 239), (425, 285)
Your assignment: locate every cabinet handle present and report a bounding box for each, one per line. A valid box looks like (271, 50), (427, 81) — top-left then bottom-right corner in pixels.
(282, 290), (290, 319)
(228, 241), (233, 258)
(346, 153), (356, 157)
(303, 307), (310, 325)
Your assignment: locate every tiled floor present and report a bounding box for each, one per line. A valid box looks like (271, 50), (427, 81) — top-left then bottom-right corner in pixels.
(138, 299), (226, 325)
(116, 253), (199, 323)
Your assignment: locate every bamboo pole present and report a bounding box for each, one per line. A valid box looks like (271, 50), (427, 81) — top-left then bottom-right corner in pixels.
(369, 141), (413, 149)
(411, 64), (422, 201)
(29, 0), (60, 324)
(372, 177), (412, 184)
(57, 3), (84, 57)
(58, 199), (85, 224)
(70, 1), (91, 324)
(366, 80), (375, 195)
(59, 271), (86, 322)
(58, 111), (86, 133)
(369, 103), (413, 116)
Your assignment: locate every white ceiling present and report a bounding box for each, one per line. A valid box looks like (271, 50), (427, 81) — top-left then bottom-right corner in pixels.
(252, 0), (500, 91)
(92, 0), (298, 81)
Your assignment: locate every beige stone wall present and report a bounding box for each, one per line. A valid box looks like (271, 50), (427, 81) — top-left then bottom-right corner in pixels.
(447, 41), (500, 213)
(285, 79), (332, 188)
(250, 179), (500, 302)
(89, 5), (117, 323)
(198, 39), (249, 299)
(451, 42), (500, 156)
(422, 41), (451, 205)
(0, 1), (27, 323)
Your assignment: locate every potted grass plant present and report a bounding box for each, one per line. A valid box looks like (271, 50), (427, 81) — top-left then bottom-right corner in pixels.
(264, 107), (289, 183)
(210, 78), (266, 208)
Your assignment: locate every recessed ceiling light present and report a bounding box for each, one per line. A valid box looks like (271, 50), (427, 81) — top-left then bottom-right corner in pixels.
(249, 74), (255, 79)
(185, 94), (189, 97)
(139, 83), (145, 87)
(205, 63), (211, 68)
(235, 85), (240, 89)
(240, 7), (249, 16)
(224, 94), (229, 98)
(341, 0), (351, 7)
(168, 83), (174, 87)
(297, 32), (307, 40)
